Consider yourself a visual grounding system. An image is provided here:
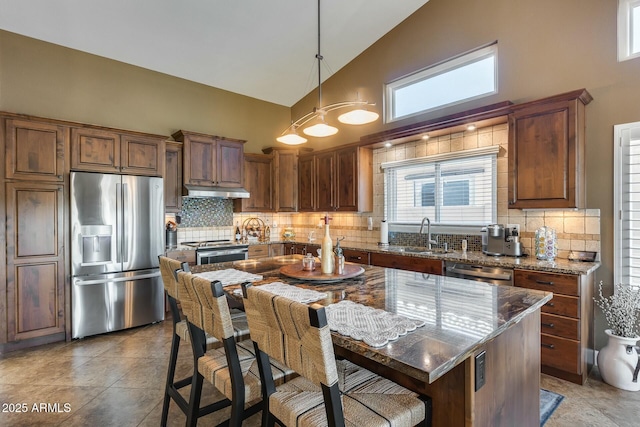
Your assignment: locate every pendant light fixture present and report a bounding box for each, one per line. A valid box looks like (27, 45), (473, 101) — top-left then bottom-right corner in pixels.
(276, 0), (379, 145)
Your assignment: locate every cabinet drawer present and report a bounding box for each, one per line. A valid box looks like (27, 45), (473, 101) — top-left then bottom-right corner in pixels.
(515, 270), (579, 296)
(248, 245), (269, 259)
(541, 334), (581, 374)
(541, 313), (580, 340)
(343, 249), (369, 265)
(165, 250), (196, 264)
(541, 294), (579, 318)
(370, 253), (443, 275)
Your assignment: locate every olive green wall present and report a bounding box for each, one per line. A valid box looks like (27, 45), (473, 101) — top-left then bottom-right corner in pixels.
(291, 0), (640, 348)
(0, 30), (291, 154)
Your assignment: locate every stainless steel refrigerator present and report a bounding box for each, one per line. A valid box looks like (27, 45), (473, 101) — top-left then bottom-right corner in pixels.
(70, 171), (165, 338)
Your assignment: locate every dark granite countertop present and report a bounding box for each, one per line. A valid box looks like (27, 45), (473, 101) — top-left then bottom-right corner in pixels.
(191, 255), (552, 384)
(170, 238), (600, 275)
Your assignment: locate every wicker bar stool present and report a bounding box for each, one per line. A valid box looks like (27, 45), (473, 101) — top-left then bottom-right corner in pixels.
(182, 275), (296, 426)
(242, 283), (432, 427)
(158, 256), (249, 426)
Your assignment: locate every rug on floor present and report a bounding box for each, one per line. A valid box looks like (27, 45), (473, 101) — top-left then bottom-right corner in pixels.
(540, 388), (564, 425)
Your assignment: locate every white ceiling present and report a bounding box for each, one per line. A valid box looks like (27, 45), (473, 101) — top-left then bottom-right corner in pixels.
(0, 0), (429, 107)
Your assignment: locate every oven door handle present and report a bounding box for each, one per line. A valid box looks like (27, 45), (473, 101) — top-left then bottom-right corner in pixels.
(198, 248), (248, 257)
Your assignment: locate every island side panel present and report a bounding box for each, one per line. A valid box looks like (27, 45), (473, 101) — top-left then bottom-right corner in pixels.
(467, 309), (541, 427)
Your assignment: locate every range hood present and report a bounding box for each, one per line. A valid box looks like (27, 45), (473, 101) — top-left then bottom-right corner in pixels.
(183, 184), (250, 199)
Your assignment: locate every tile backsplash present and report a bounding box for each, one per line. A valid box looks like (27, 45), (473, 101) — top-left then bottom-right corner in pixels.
(167, 123), (600, 259)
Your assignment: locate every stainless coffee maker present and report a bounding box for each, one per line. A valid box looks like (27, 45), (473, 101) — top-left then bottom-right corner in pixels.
(481, 224), (523, 257)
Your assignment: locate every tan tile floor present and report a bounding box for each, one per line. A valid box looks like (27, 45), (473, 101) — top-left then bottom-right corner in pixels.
(0, 319), (638, 426)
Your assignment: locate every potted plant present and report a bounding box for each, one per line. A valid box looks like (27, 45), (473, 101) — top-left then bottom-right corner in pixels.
(594, 281), (640, 391)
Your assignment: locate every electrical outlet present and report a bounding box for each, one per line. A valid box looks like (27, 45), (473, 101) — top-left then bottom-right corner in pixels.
(475, 351), (486, 391)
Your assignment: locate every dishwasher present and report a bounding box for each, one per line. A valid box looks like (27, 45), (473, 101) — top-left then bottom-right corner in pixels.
(445, 261), (514, 286)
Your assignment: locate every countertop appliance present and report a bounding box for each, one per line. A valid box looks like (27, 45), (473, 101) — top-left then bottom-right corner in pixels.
(181, 240), (249, 265)
(481, 224), (523, 257)
(445, 261), (514, 286)
(70, 172), (164, 339)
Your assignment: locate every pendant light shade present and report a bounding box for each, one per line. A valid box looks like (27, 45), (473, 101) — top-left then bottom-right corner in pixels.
(276, 0), (379, 145)
(302, 114), (338, 137)
(276, 131), (308, 145)
(337, 108), (380, 125)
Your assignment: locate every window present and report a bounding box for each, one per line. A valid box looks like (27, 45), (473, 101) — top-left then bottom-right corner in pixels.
(385, 44), (498, 123)
(382, 146), (498, 226)
(614, 121), (640, 285)
(618, 0), (640, 61)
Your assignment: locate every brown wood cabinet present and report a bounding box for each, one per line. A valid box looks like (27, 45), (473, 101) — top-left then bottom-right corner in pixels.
(369, 252), (443, 275)
(173, 130), (245, 188)
(298, 145), (372, 212)
(165, 249), (196, 265)
(508, 89), (592, 209)
(248, 244), (269, 259)
(234, 153), (272, 212)
(164, 141), (183, 213)
(263, 147), (298, 212)
(4, 118), (67, 182)
(71, 127), (165, 176)
(343, 249), (370, 265)
(5, 181), (65, 342)
(514, 269), (594, 384)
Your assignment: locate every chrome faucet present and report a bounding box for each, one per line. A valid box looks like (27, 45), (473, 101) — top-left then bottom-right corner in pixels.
(419, 217), (438, 250)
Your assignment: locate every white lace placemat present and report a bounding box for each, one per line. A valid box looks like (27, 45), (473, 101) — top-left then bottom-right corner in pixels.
(233, 281), (327, 303)
(325, 300), (425, 348)
(193, 269), (263, 287)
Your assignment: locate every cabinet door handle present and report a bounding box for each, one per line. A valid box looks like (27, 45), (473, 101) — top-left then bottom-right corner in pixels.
(348, 256), (362, 261)
(546, 302), (555, 307)
(542, 322), (555, 328)
(536, 280), (555, 285)
(541, 343), (555, 349)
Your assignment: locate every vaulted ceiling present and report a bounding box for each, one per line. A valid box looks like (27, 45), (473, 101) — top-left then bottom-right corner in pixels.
(0, 0), (429, 106)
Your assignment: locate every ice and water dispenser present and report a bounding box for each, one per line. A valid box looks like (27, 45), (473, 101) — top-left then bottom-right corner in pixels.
(80, 225), (113, 266)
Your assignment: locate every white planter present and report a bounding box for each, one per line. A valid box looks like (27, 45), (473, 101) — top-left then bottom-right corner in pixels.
(597, 329), (640, 391)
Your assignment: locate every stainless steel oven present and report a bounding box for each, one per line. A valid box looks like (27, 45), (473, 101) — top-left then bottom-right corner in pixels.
(196, 246), (248, 264)
(181, 240), (249, 265)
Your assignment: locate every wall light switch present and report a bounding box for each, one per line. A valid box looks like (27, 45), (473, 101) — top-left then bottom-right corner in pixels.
(367, 217), (373, 231)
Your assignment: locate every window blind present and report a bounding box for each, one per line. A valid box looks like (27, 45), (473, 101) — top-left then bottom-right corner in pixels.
(382, 147), (498, 226)
(616, 122), (640, 286)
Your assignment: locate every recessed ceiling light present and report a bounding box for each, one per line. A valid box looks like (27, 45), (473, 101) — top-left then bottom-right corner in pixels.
(422, 134), (430, 140)
(384, 142), (392, 148)
(466, 124), (476, 131)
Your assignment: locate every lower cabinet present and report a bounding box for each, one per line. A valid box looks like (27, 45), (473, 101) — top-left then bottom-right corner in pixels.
(370, 253), (443, 275)
(514, 269), (594, 384)
(343, 249), (370, 265)
(165, 249), (196, 265)
(4, 181), (66, 344)
(248, 244), (269, 259)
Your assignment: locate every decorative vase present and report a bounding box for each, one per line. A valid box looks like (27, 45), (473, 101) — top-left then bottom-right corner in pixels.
(597, 329), (640, 391)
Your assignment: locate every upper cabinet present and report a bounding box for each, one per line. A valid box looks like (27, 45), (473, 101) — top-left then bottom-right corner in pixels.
(508, 89), (592, 209)
(4, 118), (67, 182)
(71, 127), (165, 176)
(172, 130), (245, 188)
(164, 141), (183, 213)
(298, 145), (372, 212)
(264, 147), (299, 212)
(234, 153), (273, 212)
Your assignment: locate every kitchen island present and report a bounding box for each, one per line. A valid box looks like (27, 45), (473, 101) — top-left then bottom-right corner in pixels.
(192, 255), (552, 427)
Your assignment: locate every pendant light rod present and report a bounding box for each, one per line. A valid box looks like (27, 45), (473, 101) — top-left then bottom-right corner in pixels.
(276, 0), (380, 145)
(316, 0), (323, 109)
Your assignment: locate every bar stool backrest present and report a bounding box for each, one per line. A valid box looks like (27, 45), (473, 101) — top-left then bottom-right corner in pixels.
(158, 255), (183, 299)
(243, 285), (338, 388)
(189, 276), (235, 341)
(176, 271), (199, 325)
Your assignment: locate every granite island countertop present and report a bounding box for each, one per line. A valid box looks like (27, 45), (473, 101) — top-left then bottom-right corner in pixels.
(191, 255), (552, 384)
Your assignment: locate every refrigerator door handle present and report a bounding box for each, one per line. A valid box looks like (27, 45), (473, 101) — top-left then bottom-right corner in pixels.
(116, 182), (123, 263)
(74, 271), (161, 286)
(122, 183), (129, 263)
